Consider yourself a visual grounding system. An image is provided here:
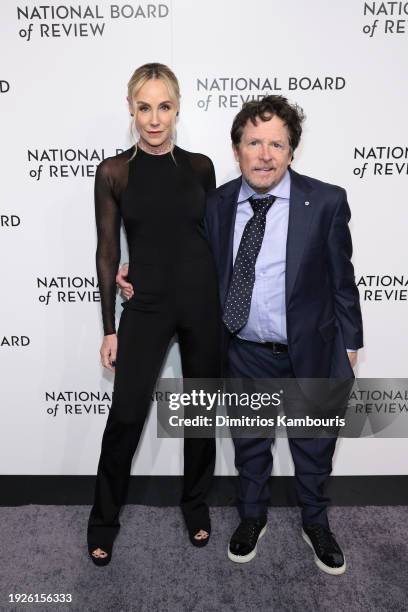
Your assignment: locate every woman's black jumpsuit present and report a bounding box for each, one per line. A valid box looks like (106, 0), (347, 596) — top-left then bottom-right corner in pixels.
(87, 146), (221, 550)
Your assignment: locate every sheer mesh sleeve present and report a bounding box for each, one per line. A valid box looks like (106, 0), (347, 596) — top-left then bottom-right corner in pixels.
(188, 153), (216, 192)
(94, 157), (125, 335)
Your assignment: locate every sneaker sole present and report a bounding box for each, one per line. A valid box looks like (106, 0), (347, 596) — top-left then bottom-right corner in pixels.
(227, 525), (267, 563)
(301, 529), (346, 576)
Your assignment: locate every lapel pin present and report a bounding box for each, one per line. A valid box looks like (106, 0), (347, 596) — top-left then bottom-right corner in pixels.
(304, 201), (310, 206)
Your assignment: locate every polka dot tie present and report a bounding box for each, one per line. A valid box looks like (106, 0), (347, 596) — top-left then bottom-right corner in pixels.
(223, 194), (276, 334)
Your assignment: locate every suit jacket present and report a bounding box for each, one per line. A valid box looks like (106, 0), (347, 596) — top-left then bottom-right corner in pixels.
(205, 167), (363, 379)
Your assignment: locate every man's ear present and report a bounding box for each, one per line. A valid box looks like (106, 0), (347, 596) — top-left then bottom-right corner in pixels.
(232, 142), (239, 162)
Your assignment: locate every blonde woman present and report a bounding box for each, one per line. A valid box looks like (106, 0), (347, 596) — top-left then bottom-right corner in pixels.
(88, 63), (220, 565)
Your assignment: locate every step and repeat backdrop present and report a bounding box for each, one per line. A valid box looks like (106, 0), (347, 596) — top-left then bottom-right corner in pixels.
(1, 0), (407, 478)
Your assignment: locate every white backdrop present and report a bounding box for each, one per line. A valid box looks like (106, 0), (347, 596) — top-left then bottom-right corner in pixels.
(1, 0), (407, 477)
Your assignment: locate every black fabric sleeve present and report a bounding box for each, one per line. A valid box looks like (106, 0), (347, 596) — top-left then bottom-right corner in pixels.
(203, 156), (216, 192)
(94, 160), (121, 335)
(187, 152), (216, 192)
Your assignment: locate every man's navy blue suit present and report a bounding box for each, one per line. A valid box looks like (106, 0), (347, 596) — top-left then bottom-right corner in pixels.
(205, 167), (363, 526)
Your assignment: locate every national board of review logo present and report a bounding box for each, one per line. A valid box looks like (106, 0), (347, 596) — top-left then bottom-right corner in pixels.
(1, 335), (30, 347)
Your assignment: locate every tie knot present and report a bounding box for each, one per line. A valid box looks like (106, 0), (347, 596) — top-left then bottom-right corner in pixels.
(249, 195), (276, 215)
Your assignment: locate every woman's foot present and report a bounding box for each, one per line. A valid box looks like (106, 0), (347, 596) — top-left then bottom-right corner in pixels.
(88, 544), (112, 566)
(182, 503), (211, 547)
(92, 547), (108, 559)
(193, 529), (209, 541)
(188, 524), (211, 548)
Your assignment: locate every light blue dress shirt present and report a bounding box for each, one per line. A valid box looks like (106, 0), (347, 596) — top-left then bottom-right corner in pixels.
(233, 170), (290, 344)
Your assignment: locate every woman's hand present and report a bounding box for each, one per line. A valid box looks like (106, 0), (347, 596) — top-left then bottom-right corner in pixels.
(347, 350), (358, 369)
(100, 334), (117, 371)
(116, 262), (134, 300)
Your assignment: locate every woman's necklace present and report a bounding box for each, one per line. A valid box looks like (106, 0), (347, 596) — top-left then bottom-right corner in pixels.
(137, 137), (173, 155)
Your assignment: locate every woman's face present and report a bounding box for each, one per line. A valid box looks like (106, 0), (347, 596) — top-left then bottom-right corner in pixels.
(129, 78), (178, 147)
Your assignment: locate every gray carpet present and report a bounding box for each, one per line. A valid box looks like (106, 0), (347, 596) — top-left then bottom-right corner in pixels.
(1, 506), (408, 612)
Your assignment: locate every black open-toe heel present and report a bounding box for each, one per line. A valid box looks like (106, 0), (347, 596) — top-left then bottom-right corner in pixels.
(87, 542), (113, 566)
(182, 503), (212, 547)
(188, 524), (211, 548)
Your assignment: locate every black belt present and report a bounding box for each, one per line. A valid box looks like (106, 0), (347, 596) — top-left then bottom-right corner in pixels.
(234, 336), (288, 354)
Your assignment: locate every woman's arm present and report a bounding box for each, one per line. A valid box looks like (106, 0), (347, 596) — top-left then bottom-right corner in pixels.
(204, 157), (216, 192)
(94, 160), (121, 337)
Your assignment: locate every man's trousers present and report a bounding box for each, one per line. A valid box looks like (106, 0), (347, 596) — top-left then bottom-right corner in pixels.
(228, 336), (336, 528)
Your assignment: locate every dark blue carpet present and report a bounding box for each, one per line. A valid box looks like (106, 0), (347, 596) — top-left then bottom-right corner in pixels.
(1, 506), (407, 611)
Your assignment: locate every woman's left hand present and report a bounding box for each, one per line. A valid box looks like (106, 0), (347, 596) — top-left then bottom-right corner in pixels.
(116, 263), (134, 300)
(100, 334), (118, 371)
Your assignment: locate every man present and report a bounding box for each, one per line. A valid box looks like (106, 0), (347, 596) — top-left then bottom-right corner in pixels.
(117, 96), (363, 575)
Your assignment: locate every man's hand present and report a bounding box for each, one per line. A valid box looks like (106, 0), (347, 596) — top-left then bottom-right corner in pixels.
(116, 262), (134, 300)
(100, 334), (117, 371)
(347, 351), (358, 369)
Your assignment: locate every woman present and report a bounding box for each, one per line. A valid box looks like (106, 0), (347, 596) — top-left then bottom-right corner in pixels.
(87, 63), (221, 565)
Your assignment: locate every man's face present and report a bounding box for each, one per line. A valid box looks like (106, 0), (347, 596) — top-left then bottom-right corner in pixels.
(233, 115), (293, 193)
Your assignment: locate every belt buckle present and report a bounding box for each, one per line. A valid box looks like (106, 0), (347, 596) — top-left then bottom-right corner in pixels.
(272, 342), (286, 355)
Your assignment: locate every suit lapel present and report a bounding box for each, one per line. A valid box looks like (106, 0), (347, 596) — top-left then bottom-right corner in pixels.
(218, 177), (241, 304)
(285, 168), (315, 304)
